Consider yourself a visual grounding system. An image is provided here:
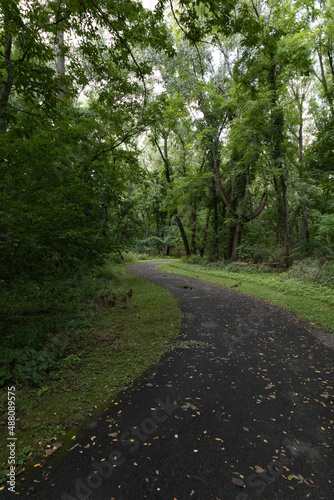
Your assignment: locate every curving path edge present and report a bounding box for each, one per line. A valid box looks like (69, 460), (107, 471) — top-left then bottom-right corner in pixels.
(19, 261), (334, 500)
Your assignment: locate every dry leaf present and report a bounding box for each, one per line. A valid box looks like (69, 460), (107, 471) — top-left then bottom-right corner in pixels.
(45, 448), (55, 456)
(232, 477), (245, 488)
(255, 465), (266, 473)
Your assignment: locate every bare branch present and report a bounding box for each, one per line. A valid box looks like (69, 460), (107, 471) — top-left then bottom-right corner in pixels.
(250, 0), (260, 19)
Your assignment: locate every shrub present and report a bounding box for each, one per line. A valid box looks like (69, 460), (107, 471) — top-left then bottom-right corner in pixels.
(286, 258), (334, 286)
(130, 236), (175, 254)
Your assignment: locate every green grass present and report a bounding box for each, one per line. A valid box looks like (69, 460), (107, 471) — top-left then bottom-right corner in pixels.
(2, 254), (332, 486)
(158, 261), (334, 332)
(0, 261), (181, 485)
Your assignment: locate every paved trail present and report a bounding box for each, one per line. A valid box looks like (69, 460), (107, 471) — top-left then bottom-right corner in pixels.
(18, 262), (334, 500)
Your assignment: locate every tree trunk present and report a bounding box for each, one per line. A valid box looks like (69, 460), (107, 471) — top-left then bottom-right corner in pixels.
(231, 223), (241, 261)
(163, 135), (172, 183)
(174, 210), (191, 256)
(56, 31), (66, 99)
(0, 32), (14, 132)
(191, 198), (197, 254)
(155, 197), (160, 237)
(212, 174), (219, 260)
(318, 48), (334, 114)
(200, 208), (211, 258)
(289, 206), (301, 235)
(270, 56), (290, 265)
(299, 211), (310, 241)
(94, 204), (109, 244)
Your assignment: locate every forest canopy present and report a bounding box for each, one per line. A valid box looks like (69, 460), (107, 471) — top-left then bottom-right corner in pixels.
(1, 1), (334, 475)
(1, 0), (334, 278)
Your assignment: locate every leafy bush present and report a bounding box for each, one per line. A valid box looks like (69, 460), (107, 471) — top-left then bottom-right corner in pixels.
(130, 236), (175, 254)
(0, 348), (60, 386)
(0, 262), (126, 387)
(286, 258), (334, 287)
(237, 241), (285, 265)
(180, 255), (211, 265)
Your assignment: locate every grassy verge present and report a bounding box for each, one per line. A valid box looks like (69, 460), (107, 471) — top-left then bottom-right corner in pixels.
(0, 259), (181, 485)
(158, 260), (334, 332)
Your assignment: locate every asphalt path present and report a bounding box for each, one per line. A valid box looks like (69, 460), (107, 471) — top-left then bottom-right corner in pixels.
(17, 261), (334, 500)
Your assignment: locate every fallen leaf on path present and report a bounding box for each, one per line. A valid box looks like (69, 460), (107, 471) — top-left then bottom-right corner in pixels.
(255, 466), (266, 473)
(289, 474), (311, 485)
(232, 478), (245, 488)
(181, 403), (197, 410)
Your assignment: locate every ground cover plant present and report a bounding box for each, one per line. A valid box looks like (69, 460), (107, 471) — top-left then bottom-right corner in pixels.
(0, 257), (181, 485)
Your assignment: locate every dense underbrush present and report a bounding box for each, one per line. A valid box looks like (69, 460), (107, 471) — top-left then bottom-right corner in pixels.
(0, 255), (180, 482)
(0, 252), (174, 388)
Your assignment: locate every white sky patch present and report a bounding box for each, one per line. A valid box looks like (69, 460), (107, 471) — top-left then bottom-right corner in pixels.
(142, 0), (158, 10)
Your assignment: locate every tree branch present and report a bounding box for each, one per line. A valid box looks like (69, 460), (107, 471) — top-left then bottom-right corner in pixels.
(248, 192), (267, 220)
(169, 0), (205, 78)
(250, 0), (260, 19)
(89, 0), (147, 107)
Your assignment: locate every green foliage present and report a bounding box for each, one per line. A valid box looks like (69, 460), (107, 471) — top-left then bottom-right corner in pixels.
(0, 260), (181, 478)
(0, 264), (127, 387)
(130, 236), (174, 253)
(286, 259), (334, 287)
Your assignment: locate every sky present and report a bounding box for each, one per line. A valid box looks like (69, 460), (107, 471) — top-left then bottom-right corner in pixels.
(142, 0), (158, 10)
